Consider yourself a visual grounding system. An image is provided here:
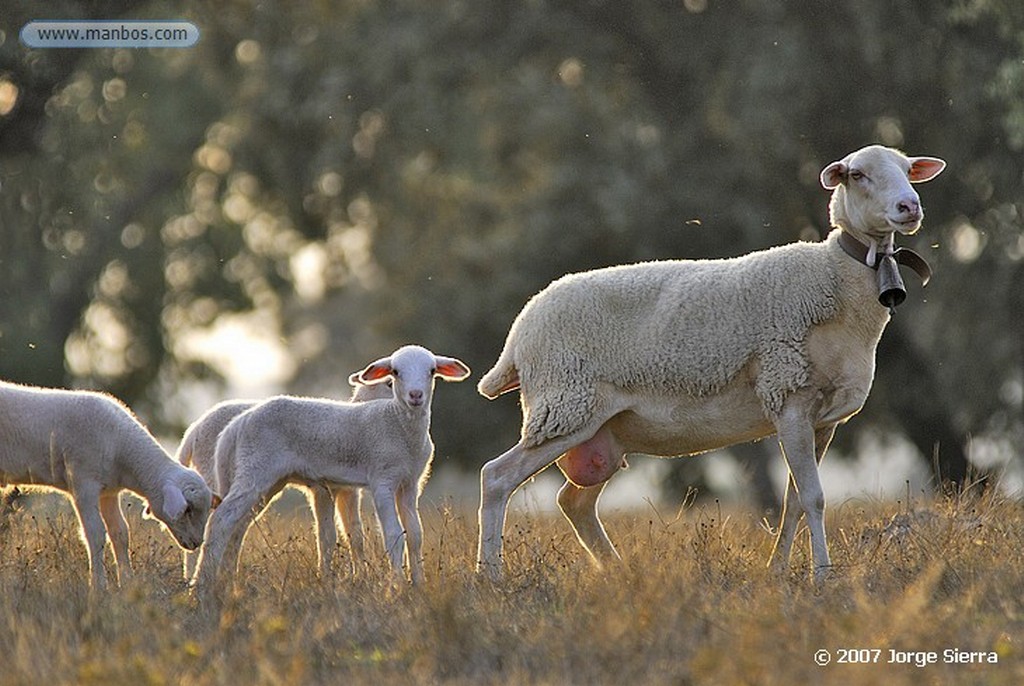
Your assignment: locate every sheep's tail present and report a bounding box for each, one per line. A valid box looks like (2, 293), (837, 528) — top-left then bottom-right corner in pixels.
(477, 350), (520, 400)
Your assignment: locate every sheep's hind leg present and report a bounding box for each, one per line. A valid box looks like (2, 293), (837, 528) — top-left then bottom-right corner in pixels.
(557, 480), (621, 568)
(478, 433), (593, 581)
(335, 487), (365, 574)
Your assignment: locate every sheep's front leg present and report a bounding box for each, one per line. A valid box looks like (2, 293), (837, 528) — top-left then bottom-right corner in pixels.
(192, 487), (261, 597)
(371, 485), (406, 582)
(71, 484), (109, 591)
(335, 487), (364, 573)
(395, 484), (424, 584)
(99, 491), (132, 587)
(309, 485), (338, 577)
(769, 423), (837, 576)
(775, 408), (833, 583)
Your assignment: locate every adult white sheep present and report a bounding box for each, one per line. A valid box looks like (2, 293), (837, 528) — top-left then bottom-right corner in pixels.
(191, 345), (470, 597)
(175, 375), (391, 580)
(477, 145), (945, 583)
(0, 381), (215, 590)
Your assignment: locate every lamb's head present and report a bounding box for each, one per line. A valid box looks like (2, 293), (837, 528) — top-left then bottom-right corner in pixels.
(144, 469), (217, 550)
(821, 145), (945, 241)
(356, 345), (471, 411)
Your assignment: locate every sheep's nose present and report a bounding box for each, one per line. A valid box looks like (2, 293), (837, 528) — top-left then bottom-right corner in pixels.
(408, 389), (424, 405)
(896, 196), (921, 218)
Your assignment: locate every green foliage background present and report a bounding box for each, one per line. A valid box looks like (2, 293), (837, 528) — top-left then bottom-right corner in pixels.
(1, 0), (1022, 494)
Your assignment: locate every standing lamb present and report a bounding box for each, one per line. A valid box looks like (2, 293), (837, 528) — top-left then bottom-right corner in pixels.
(476, 145), (945, 582)
(191, 345), (470, 597)
(0, 381), (215, 590)
(175, 375), (391, 580)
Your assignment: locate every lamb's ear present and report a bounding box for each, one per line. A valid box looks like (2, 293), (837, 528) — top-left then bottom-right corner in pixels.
(820, 161), (847, 190)
(161, 482), (188, 521)
(908, 156), (946, 183)
(434, 356), (471, 382)
(347, 372), (364, 387)
(358, 357), (394, 385)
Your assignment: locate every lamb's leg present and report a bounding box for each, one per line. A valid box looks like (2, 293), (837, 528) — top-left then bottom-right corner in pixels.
(769, 423), (836, 575)
(99, 491), (132, 587)
(395, 483), (424, 584)
(182, 549), (198, 583)
(335, 487), (364, 573)
(71, 484), (108, 591)
(192, 486), (262, 596)
(478, 433), (592, 581)
(309, 485), (338, 577)
(370, 485), (405, 581)
(775, 408), (834, 583)
(557, 479), (621, 567)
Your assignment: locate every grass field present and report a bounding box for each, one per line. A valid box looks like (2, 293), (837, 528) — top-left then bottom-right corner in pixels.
(0, 485), (1021, 685)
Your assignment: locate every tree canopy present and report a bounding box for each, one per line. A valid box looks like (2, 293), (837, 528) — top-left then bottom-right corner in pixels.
(1, 0), (1022, 498)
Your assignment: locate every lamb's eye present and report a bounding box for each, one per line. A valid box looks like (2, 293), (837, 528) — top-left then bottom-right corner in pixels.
(849, 169), (865, 182)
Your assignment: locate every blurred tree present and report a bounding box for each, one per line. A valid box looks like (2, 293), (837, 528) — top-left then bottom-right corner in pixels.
(0, 0), (1020, 502)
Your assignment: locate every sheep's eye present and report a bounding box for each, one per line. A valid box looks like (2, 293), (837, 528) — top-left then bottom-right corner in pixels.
(849, 169), (865, 182)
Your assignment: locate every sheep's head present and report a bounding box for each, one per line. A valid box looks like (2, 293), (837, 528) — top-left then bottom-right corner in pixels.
(144, 469), (217, 550)
(357, 345), (471, 411)
(821, 145), (945, 241)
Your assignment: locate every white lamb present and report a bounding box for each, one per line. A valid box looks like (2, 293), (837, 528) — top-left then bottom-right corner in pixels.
(477, 145), (945, 582)
(175, 375), (391, 580)
(0, 381), (215, 590)
(191, 345), (470, 596)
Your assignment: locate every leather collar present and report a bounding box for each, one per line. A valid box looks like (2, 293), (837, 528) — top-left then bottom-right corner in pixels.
(837, 231), (932, 286)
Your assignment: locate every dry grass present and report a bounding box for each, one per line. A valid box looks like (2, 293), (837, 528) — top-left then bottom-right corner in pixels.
(0, 486), (1021, 685)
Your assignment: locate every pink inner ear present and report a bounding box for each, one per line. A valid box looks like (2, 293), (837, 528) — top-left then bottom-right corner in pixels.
(435, 358), (471, 381)
(359, 363), (393, 383)
(908, 157), (946, 183)
(820, 162), (847, 190)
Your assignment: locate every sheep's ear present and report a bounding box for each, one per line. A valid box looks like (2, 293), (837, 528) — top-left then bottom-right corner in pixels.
(908, 156), (946, 183)
(347, 372), (364, 387)
(358, 358), (394, 384)
(162, 482), (188, 521)
(820, 161), (847, 190)
(434, 356), (471, 382)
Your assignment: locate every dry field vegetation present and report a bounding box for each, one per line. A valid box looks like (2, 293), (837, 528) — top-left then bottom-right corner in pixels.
(0, 485), (1021, 685)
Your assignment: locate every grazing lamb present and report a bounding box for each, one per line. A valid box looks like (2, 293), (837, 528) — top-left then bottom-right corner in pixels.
(0, 381), (215, 590)
(191, 345), (470, 596)
(175, 376), (392, 580)
(477, 145), (945, 582)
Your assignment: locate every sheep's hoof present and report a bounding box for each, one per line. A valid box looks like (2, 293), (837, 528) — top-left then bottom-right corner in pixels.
(813, 564), (836, 586)
(476, 560), (504, 583)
